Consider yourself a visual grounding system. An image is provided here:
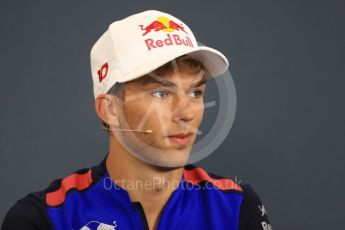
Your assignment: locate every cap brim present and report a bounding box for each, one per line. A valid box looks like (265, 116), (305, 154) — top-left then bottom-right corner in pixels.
(117, 46), (229, 84)
(186, 46), (229, 78)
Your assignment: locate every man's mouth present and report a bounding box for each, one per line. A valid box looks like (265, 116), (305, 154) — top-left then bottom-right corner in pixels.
(167, 132), (193, 145)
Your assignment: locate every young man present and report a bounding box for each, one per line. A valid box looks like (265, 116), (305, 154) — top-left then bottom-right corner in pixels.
(2, 10), (272, 230)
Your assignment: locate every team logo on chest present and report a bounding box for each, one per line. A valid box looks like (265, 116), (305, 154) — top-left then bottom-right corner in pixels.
(78, 220), (117, 230)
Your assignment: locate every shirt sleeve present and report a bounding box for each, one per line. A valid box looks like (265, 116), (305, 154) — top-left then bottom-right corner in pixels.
(238, 183), (273, 230)
(1, 193), (53, 230)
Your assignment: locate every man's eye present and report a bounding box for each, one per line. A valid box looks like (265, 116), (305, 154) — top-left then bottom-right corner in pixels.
(190, 89), (204, 98)
(152, 90), (168, 99)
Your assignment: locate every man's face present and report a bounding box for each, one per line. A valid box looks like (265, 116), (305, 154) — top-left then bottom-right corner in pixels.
(113, 69), (207, 167)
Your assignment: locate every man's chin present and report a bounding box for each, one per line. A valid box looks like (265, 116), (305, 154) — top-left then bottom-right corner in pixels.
(139, 149), (190, 168)
(157, 152), (190, 168)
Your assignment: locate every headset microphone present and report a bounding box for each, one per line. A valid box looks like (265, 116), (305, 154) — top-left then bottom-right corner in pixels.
(101, 126), (153, 134)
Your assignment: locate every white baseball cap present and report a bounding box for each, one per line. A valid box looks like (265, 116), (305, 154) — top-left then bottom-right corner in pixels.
(90, 10), (229, 99)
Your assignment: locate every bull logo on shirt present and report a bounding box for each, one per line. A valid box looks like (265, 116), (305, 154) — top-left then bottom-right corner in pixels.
(79, 220), (117, 230)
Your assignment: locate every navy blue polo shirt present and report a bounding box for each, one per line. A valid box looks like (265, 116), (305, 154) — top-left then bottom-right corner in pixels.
(2, 155), (272, 230)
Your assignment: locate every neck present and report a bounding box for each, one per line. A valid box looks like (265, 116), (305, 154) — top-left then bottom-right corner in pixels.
(106, 134), (184, 228)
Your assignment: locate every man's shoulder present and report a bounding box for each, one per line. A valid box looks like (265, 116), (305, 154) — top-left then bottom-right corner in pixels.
(183, 164), (265, 197)
(2, 190), (52, 229)
(183, 164), (273, 229)
(183, 164), (243, 193)
(42, 158), (107, 207)
(2, 166), (91, 230)
(2, 159), (107, 230)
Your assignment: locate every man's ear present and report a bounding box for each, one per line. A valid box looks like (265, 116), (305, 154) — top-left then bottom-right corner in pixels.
(95, 94), (120, 127)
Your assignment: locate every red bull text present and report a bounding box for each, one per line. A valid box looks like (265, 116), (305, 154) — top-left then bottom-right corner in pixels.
(139, 17), (193, 51)
(144, 34), (193, 51)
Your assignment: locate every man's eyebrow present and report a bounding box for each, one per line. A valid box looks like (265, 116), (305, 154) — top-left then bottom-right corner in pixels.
(140, 76), (176, 87)
(140, 75), (207, 88)
(191, 77), (207, 88)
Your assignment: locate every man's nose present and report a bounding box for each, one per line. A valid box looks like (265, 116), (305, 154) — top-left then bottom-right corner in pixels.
(171, 94), (196, 123)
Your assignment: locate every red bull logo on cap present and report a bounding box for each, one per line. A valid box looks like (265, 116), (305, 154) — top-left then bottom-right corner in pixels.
(138, 16), (193, 51)
(139, 16), (187, 36)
